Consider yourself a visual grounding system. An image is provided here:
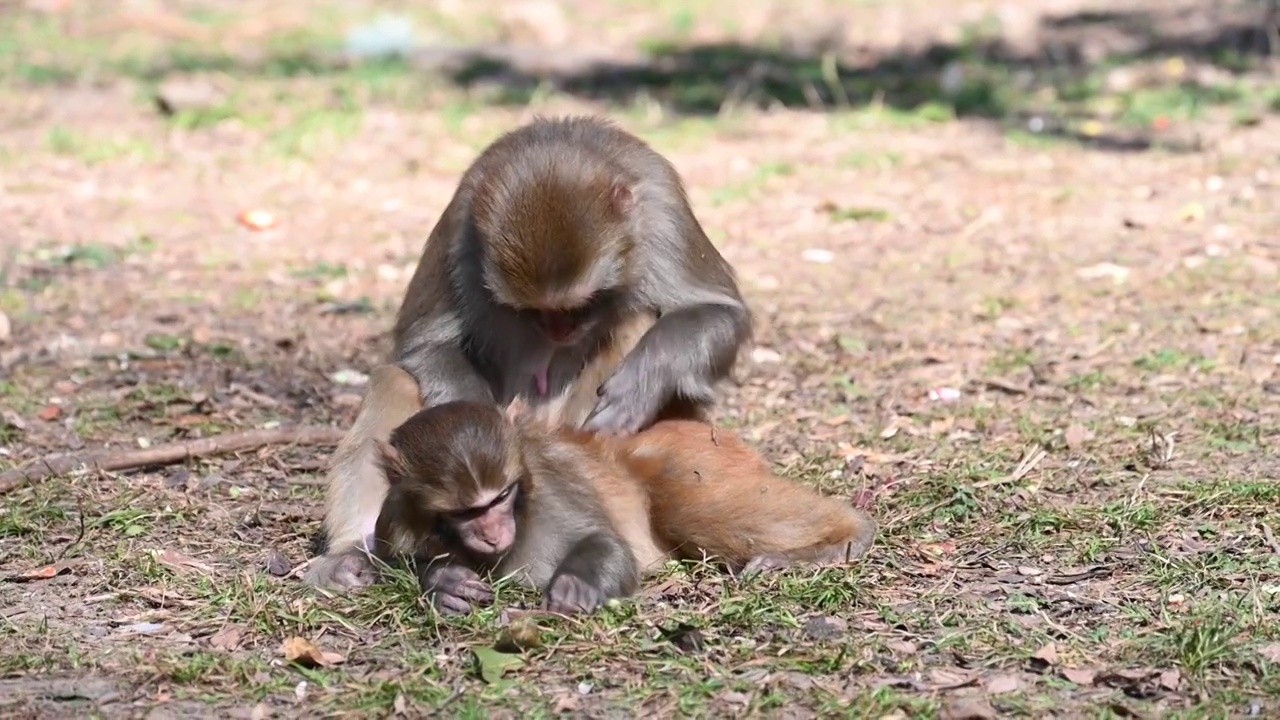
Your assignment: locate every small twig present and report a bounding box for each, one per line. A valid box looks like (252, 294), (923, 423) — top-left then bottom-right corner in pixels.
(53, 494), (87, 563)
(1261, 523), (1280, 555)
(0, 425), (345, 495)
(973, 446), (1047, 488)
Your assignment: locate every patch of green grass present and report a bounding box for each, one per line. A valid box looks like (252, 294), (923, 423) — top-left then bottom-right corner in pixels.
(269, 105), (364, 160)
(838, 149), (904, 170)
(292, 261), (350, 280)
(709, 161), (795, 205)
(825, 205), (892, 223)
(987, 347), (1036, 375)
(44, 126), (159, 165)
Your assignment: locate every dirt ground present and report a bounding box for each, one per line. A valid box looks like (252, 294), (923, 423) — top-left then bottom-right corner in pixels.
(2, 0), (1279, 717)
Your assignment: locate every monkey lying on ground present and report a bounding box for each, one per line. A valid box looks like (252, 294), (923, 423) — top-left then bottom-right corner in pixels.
(373, 399), (877, 615)
(307, 116), (753, 591)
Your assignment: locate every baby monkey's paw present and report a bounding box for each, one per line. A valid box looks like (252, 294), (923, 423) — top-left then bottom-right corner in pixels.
(421, 565), (494, 615)
(544, 573), (605, 615)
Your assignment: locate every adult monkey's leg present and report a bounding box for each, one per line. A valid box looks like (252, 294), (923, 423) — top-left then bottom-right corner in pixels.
(304, 364), (422, 590)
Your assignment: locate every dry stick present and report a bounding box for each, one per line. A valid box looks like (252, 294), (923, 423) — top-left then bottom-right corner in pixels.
(0, 426), (345, 495)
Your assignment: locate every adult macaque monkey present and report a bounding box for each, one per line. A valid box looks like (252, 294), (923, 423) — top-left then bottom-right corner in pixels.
(305, 116), (752, 591)
(374, 399), (877, 615)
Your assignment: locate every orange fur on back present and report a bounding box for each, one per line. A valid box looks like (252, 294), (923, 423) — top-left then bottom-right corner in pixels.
(555, 420), (876, 573)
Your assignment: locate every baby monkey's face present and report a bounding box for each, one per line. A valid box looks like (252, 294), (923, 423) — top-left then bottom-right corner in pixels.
(434, 472), (521, 557)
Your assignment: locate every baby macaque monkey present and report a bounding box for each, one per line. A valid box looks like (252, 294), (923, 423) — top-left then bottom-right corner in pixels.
(374, 400), (876, 615)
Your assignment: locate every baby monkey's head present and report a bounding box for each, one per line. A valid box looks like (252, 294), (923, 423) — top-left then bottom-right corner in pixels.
(377, 402), (529, 559)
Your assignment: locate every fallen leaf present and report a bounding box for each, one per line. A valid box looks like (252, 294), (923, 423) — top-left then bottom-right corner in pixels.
(1062, 667), (1096, 685)
(1031, 642), (1058, 667)
(37, 405), (61, 421)
(472, 646), (524, 684)
(209, 625), (244, 652)
(984, 674), (1021, 694)
(887, 640), (919, 655)
(1064, 423), (1089, 452)
(281, 636), (345, 668)
(921, 540), (957, 558)
(158, 549), (213, 575)
(1258, 642), (1280, 663)
(927, 667), (976, 690)
(1080, 120), (1103, 137)
(393, 693), (407, 716)
(1159, 669), (1180, 691)
(940, 696), (997, 720)
(5, 564), (70, 582)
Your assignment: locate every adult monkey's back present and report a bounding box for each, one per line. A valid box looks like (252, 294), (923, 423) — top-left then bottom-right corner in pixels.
(305, 115), (754, 590)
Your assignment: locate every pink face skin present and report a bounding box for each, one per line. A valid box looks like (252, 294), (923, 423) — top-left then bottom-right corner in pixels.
(451, 483), (518, 556)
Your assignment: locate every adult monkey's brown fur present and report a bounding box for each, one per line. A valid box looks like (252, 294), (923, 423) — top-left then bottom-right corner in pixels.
(306, 116), (752, 591)
(373, 397), (877, 615)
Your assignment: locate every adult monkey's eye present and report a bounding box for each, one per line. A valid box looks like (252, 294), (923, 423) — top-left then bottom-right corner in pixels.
(495, 484), (515, 503)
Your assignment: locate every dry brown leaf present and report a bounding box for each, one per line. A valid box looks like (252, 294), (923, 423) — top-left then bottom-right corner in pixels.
(1031, 642), (1058, 665)
(921, 540), (958, 558)
(984, 674), (1021, 694)
(5, 564), (64, 582)
(940, 695), (997, 720)
(1159, 669), (1180, 690)
(158, 549), (213, 575)
(1064, 423), (1089, 451)
(927, 667), (977, 689)
(281, 636), (345, 668)
(887, 640), (919, 655)
(209, 625), (244, 652)
(1258, 642), (1280, 663)
(37, 405), (62, 421)
(1062, 667), (1096, 685)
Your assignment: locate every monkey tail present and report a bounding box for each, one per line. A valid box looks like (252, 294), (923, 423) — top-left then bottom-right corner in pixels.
(618, 421), (876, 568)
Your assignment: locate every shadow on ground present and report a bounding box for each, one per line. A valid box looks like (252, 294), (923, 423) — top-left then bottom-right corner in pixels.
(7, 3), (1278, 153)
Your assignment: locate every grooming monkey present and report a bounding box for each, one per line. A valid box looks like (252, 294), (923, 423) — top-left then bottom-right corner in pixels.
(374, 397), (877, 615)
(306, 116), (753, 591)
